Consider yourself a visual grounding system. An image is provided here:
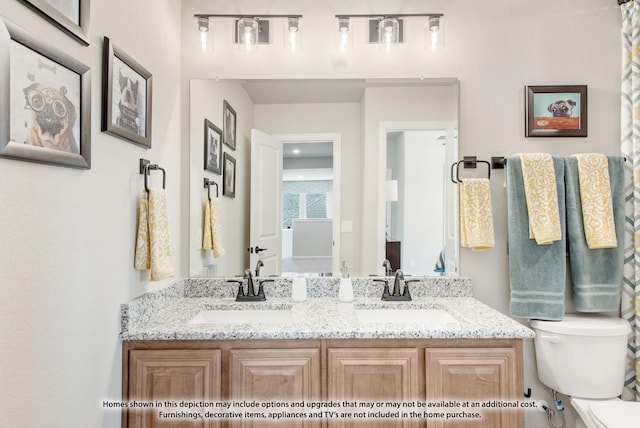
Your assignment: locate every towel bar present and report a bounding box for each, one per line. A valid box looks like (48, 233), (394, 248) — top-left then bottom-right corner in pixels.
(491, 155), (627, 170)
(204, 177), (219, 200)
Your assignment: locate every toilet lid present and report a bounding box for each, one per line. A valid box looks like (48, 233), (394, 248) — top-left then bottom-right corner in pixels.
(588, 400), (640, 428)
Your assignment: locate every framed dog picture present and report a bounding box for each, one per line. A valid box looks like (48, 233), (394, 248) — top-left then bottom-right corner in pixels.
(223, 100), (236, 150)
(19, 0), (90, 46)
(0, 18), (91, 169)
(204, 119), (222, 174)
(101, 37), (152, 148)
(525, 85), (587, 137)
(223, 152), (236, 198)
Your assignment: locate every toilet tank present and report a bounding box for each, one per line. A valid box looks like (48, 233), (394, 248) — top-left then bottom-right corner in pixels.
(530, 314), (631, 399)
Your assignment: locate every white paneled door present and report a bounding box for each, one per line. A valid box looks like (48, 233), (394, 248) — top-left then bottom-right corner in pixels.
(250, 129), (283, 276)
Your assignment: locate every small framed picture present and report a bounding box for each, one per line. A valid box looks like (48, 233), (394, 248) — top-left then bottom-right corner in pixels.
(223, 152), (236, 198)
(0, 18), (91, 169)
(101, 37), (152, 148)
(525, 85), (587, 137)
(204, 119), (222, 174)
(19, 0), (90, 46)
(223, 100), (236, 150)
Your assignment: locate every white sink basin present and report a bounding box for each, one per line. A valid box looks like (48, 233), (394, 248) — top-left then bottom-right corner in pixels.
(355, 308), (459, 327)
(188, 309), (292, 325)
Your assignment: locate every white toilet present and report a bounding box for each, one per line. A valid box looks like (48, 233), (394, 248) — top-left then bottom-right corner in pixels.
(530, 314), (640, 428)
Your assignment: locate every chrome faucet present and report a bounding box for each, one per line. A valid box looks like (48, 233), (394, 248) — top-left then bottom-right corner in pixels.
(382, 259), (392, 276)
(255, 259), (264, 277)
(372, 269), (413, 301)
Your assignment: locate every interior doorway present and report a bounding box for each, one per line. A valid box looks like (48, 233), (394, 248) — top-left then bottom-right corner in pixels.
(277, 133), (341, 276)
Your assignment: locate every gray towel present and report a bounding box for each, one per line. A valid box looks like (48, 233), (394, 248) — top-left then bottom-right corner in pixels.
(507, 156), (566, 320)
(565, 156), (625, 312)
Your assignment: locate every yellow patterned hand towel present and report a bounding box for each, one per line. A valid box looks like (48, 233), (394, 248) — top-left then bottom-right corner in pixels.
(573, 153), (617, 249)
(134, 189), (175, 281)
(518, 153), (562, 245)
(202, 198), (226, 258)
(459, 178), (495, 250)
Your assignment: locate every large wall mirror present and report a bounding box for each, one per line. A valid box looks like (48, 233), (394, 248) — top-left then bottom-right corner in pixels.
(189, 78), (459, 278)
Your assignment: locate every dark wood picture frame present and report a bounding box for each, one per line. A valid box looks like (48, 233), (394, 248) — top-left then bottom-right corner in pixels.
(223, 152), (236, 198)
(223, 100), (236, 150)
(19, 0), (90, 46)
(525, 85), (587, 137)
(102, 36), (152, 148)
(0, 18), (91, 169)
(204, 119), (222, 174)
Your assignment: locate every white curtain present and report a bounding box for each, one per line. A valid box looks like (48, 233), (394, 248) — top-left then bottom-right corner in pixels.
(621, 0), (640, 402)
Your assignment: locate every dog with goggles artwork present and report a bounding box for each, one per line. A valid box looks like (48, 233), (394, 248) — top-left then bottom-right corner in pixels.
(23, 82), (78, 154)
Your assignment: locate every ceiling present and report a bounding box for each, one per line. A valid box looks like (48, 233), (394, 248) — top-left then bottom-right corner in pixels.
(283, 141), (333, 158)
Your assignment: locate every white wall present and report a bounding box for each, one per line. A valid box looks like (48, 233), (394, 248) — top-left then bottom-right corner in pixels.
(0, 0), (182, 426)
(189, 80), (253, 276)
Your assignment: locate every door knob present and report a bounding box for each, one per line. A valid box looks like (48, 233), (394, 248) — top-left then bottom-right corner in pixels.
(254, 246), (268, 254)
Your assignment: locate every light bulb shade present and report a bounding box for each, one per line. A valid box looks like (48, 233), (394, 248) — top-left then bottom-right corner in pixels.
(285, 17), (301, 53)
(237, 17), (259, 52)
(336, 17), (352, 53)
(378, 17), (400, 49)
(427, 16), (444, 51)
(197, 17), (210, 52)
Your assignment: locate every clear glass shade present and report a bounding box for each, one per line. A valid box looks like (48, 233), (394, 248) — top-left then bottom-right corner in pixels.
(285, 17), (301, 53)
(237, 17), (259, 52)
(378, 17), (400, 50)
(336, 17), (352, 53)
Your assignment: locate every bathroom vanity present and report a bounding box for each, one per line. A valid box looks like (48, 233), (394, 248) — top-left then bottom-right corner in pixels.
(120, 277), (533, 428)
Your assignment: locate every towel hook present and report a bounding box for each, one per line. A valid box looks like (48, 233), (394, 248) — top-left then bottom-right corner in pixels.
(204, 178), (219, 200)
(142, 163), (166, 192)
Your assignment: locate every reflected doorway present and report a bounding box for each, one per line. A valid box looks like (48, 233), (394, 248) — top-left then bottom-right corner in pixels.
(279, 135), (340, 276)
(385, 127), (453, 276)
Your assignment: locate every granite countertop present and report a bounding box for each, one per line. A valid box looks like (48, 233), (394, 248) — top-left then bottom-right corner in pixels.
(120, 277), (534, 341)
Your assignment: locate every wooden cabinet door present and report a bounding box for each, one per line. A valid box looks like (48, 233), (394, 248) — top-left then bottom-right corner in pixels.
(327, 348), (419, 428)
(229, 348), (321, 428)
(425, 348), (522, 428)
(128, 349), (221, 428)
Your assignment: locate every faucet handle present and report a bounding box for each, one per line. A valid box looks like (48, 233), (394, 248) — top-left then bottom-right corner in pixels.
(403, 279), (420, 299)
(257, 279), (275, 298)
(227, 279), (244, 298)
(372, 278), (391, 300)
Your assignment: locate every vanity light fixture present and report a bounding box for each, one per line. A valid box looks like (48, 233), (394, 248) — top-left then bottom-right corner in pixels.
(194, 14), (303, 53)
(335, 13), (444, 53)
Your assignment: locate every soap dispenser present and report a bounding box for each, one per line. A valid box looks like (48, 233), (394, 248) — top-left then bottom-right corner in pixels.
(291, 274), (307, 302)
(338, 261), (354, 302)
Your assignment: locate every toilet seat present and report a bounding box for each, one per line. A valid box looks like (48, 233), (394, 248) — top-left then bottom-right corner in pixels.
(572, 397), (640, 428)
